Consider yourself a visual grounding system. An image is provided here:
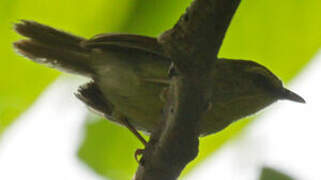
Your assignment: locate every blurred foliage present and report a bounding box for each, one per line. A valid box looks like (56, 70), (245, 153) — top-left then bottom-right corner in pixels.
(78, 115), (143, 180)
(259, 167), (294, 180)
(1, 0), (321, 179)
(220, 0), (321, 82)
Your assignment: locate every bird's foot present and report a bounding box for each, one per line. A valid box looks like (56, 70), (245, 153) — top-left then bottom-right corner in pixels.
(135, 148), (145, 163)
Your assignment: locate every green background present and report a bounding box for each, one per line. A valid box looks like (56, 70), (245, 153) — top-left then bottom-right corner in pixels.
(1, 0), (320, 179)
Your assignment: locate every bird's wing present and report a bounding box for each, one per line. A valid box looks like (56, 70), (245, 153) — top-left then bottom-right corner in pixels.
(81, 33), (167, 58)
(82, 33), (172, 86)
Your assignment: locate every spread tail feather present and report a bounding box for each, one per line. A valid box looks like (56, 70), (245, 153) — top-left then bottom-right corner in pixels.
(14, 20), (94, 76)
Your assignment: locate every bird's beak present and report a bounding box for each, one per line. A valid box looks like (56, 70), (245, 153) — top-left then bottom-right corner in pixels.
(281, 88), (306, 103)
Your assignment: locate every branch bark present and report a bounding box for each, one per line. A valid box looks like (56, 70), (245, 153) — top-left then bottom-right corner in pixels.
(134, 0), (241, 179)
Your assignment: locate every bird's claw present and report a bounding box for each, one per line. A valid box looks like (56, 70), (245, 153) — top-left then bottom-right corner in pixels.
(135, 148), (145, 163)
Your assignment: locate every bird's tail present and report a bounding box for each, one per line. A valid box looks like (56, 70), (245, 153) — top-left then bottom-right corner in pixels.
(14, 20), (94, 77)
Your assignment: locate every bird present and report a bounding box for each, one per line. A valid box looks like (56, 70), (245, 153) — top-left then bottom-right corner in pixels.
(13, 20), (305, 145)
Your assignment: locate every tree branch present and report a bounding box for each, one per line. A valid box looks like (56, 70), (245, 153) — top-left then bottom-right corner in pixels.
(159, 0), (241, 73)
(134, 0), (241, 179)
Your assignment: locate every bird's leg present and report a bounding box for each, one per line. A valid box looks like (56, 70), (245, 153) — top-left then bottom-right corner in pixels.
(118, 116), (147, 146)
(111, 112), (147, 163)
(118, 117), (147, 163)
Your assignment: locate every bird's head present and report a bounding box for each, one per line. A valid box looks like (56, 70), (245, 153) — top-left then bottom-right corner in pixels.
(241, 60), (305, 104)
(209, 59), (305, 122)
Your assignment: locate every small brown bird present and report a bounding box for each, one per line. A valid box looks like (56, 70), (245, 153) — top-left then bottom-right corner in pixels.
(14, 20), (305, 144)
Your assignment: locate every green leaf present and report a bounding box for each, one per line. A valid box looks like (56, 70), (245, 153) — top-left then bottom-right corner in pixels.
(119, 0), (194, 36)
(259, 167), (294, 180)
